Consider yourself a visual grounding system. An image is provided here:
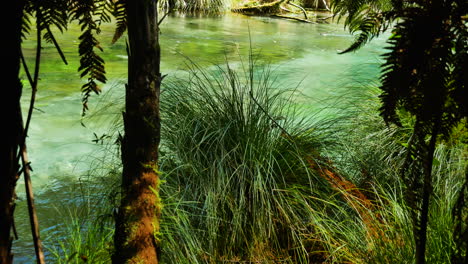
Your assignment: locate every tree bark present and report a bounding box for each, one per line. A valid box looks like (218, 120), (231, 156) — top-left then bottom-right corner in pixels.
(112, 0), (162, 263)
(0, 1), (25, 263)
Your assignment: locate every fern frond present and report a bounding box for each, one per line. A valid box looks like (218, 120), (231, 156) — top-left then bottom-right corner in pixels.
(95, 0), (114, 28)
(331, 0), (397, 52)
(70, 0), (107, 115)
(21, 6), (33, 40)
(78, 29), (107, 91)
(22, 0), (70, 63)
(450, 14), (468, 119)
(34, 0), (69, 33)
(112, 0), (127, 44)
(339, 11), (390, 53)
(377, 4), (467, 256)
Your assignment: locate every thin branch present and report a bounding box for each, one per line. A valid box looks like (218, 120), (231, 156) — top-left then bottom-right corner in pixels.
(17, 9), (46, 264)
(287, 1), (308, 19)
(317, 14), (334, 21)
(19, 140), (45, 264)
(11, 204), (19, 240)
(271, 14), (315, 23)
(280, 6), (293, 12)
(158, 9), (171, 26)
(33, 107), (45, 113)
(20, 51), (34, 86)
(46, 26), (68, 65)
(23, 11), (42, 143)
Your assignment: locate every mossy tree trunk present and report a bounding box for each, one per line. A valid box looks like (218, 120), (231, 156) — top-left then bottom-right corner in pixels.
(0, 1), (25, 263)
(112, 0), (162, 263)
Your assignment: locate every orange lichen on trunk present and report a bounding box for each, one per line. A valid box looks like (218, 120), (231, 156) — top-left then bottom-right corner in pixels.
(126, 170), (160, 263)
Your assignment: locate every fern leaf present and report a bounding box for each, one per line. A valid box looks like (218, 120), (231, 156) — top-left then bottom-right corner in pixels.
(112, 0), (127, 44)
(21, 7), (33, 40)
(70, 0), (107, 115)
(339, 10), (395, 53)
(95, 0), (114, 27)
(34, 0), (69, 33)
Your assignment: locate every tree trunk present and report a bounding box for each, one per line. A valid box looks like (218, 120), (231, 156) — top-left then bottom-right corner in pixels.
(112, 0), (162, 263)
(415, 120), (439, 264)
(0, 1), (25, 263)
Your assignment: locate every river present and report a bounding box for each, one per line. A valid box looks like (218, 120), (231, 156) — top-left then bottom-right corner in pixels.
(14, 12), (387, 262)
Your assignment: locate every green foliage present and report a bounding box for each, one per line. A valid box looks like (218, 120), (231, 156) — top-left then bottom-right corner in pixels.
(46, 215), (113, 264)
(94, 0), (114, 27)
(41, 160), (121, 263)
(337, 11), (391, 54)
(23, 0), (68, 35)
(69, 0), (111, 115)
(379, 0), (467, 128)
(158, 60), (337, 262)
(329, 86), (410, 186)
(315, 90), (467, 263)
(111, 0), (127, 44)
(21, 9), (32, 40)
(331, 0), (394, 53)
(21, 0), (114, 115)
(42, 61), (468, 263)
(377, 2), (467, 259)
(334, 0), (468, 261)
(22, 0), (70, 65)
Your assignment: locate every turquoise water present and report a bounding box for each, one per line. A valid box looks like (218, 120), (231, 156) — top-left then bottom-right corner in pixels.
(14, 13), (387, 262)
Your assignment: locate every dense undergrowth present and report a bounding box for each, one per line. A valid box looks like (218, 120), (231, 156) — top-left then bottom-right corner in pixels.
(42, 61), (467, 263)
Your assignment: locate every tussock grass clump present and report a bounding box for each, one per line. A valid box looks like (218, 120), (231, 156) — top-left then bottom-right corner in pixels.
(159, 61), (337, 262)
(309, 87), (468, 264)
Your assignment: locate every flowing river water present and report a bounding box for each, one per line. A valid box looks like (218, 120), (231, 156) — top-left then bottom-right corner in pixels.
(14, 13), (387, 262)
